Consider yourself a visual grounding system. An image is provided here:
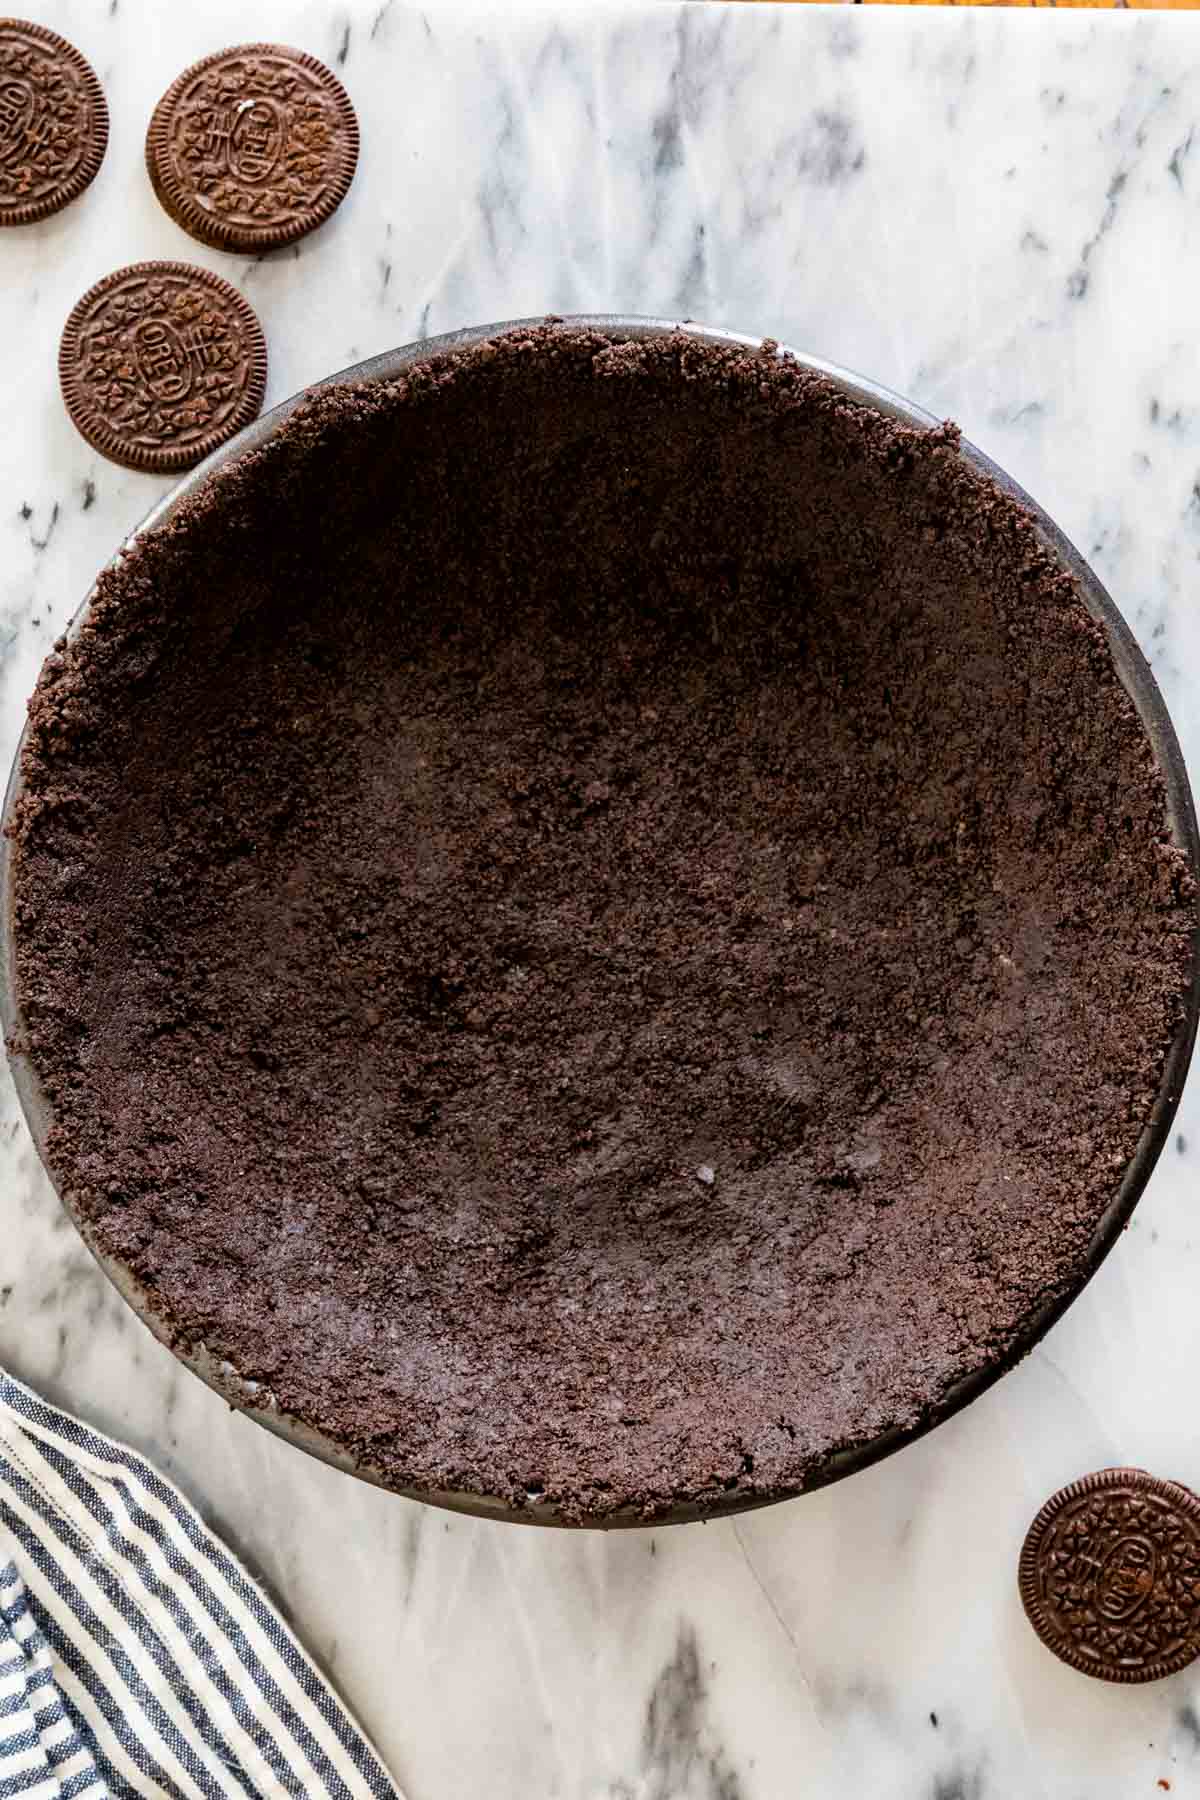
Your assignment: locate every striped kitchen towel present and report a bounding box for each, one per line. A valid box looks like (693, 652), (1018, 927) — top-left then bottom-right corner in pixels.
(0, 1367), (401, 1799)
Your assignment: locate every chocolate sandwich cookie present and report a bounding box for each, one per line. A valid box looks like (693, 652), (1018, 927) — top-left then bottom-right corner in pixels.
(1020, 1467), (1200, 1683)
(0, 19), (108, 226)
(145, 43), (358, 253)
(59, 261), (267, 472)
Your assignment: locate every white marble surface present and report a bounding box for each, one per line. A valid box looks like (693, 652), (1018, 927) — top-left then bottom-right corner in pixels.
(5, 0), (1200, 1794)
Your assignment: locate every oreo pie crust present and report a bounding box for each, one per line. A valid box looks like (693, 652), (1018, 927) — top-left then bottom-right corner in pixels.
(10, 328), (1195, 1521)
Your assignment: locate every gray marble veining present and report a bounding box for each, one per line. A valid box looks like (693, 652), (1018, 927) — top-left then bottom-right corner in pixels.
(4, 3), (1200, 1795)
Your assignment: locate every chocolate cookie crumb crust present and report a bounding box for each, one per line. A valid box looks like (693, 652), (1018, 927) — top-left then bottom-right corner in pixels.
(10, 329), (1194, 1521)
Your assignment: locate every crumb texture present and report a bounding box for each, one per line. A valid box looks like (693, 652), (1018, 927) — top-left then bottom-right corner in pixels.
(11, 328), (1194, 1520)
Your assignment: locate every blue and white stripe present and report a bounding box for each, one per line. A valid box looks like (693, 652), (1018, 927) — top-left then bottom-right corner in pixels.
(0, 1368), (401, 1800)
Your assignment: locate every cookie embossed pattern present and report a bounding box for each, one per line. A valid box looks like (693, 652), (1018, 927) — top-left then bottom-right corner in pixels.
(145, 44), (359, 253)
(0, 18), (108, 227)
(1019, 1468), (1200, 1683)
(58, 261), (267, 473)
